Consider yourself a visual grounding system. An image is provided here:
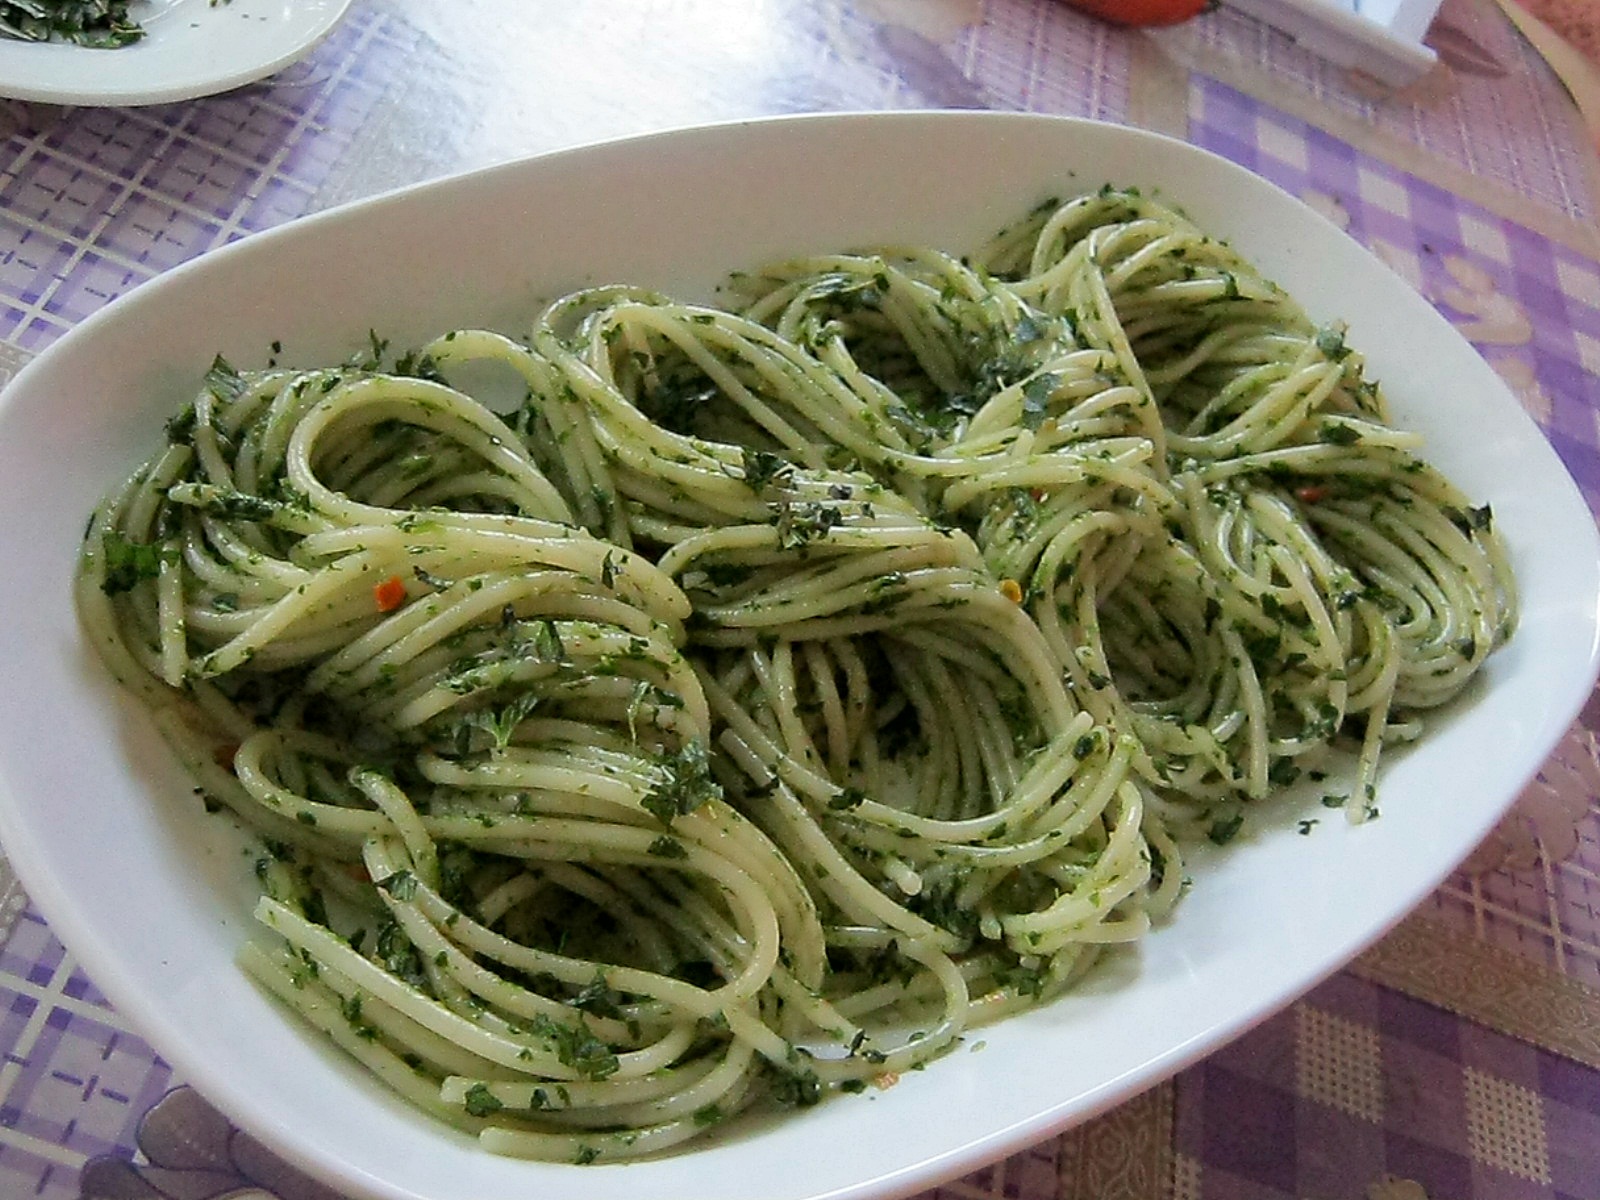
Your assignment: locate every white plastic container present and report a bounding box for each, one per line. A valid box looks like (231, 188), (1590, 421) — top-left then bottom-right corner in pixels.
(1226, 0), (1446, 86)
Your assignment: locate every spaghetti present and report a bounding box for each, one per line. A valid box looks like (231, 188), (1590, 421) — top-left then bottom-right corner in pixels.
(77, 188), (1514, 1162)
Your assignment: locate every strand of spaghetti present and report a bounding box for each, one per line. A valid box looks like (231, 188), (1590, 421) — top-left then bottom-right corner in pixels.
(238, 942), (494, 1129)
(441, 1038), (757, 1128)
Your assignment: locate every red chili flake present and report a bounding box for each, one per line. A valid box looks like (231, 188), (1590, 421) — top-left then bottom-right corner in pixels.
(373, 575), (408, 612)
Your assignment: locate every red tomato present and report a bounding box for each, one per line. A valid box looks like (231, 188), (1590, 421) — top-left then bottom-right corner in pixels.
(1062, 0), (1214, 27)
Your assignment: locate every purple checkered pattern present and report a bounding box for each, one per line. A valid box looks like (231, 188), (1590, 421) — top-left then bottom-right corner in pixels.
(1175, 971), (1600, 1199)
(1177, 0), (1598, 225)
(958, 0), (1131, 118)
(0, 911), (170, 1200)
(0, 6), (417, 352)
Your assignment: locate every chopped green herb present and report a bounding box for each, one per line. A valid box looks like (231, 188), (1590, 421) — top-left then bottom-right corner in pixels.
(377, 870), (418, 902)
(1320, 420), (1362, 445)
(0, 0), (145, 47)
(534, 619), (565, 662)
(1207, 812), (1245, 845)
(1314, 325), (1351, 361)
(828, 786), (867, 812)
(1020, 372), (1059, 429)
(99, 533), (172, 595)
(1267, 759), (1301, 788)
(641, 741), (722, 826)
(768, 1064), (823, 1107)
(741, 448), (793, 492)
(570, 971), (624, 1020)
(463, 1083), (503, 1117)
(531, 1014), (619, 1080)
(203, 354), (247, 403)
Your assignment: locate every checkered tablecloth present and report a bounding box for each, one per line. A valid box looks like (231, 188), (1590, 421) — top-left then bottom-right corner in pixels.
(1175, 970), (1600, 1197)
(2, 2), (1599, 1198)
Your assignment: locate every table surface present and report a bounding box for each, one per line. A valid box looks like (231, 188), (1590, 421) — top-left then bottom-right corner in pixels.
(2, 2), (1600, 1199)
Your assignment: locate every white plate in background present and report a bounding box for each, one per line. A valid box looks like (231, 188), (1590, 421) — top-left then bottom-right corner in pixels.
(0, 0), (351, 106)
(0, 111), (1594, 1200)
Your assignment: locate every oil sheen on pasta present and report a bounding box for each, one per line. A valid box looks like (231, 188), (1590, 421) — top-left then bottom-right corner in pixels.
(77, 189), (1514, 1163)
